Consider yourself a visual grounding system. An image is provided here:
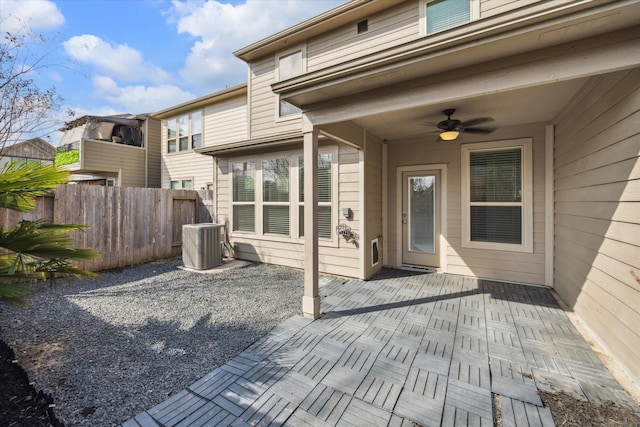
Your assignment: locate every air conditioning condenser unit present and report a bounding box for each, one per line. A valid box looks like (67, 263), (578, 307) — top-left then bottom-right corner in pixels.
(182, 223), (224, 270)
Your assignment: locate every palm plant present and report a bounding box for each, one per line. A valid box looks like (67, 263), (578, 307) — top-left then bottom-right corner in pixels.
(0, 160), (98, 305)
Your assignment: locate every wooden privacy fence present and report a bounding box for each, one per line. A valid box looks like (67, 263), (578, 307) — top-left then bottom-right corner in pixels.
(0, 185), (215, 271)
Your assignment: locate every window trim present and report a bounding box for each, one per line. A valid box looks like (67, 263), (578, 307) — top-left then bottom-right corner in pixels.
(419, 0), (479, 36)
(461, 138), (533, 253)
(229, 147), (338, 247)
(274, 45), (306, 121)
(170, 177), (194, 190)
(164, 111), (203, 154)
(231, 159), (257, 234)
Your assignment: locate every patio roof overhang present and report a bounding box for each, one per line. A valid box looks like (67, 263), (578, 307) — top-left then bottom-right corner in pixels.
(271, 0), (640, 133)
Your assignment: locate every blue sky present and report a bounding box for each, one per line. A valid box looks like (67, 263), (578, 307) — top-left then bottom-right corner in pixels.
(1, 0), (346, 142)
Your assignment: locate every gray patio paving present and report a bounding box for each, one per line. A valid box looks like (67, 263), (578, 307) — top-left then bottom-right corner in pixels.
(120, 268), (638, 426)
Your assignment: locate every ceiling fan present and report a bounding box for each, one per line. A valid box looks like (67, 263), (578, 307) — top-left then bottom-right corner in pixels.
(433, 109), (495, 141)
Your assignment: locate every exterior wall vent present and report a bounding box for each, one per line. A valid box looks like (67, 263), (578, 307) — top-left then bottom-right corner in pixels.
(182, 223), (224, 270)
(357, 20), (368, 34)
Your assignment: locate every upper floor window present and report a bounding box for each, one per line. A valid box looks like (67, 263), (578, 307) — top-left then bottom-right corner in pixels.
(276, 48), (305, 118)
(424, 0), (473, 34)
(278, 49), (303, 81)
(166, 111), (202, 153)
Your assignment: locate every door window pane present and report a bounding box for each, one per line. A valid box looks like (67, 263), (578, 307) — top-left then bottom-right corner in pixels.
(408, 176), (435, 253)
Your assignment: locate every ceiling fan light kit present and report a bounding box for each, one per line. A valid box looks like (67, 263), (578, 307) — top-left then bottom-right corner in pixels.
(433, 108), (495, 141)
(439, 130), (460, 141)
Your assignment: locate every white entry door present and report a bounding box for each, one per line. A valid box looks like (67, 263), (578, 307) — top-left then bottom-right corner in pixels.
(402, 170), (440, 267)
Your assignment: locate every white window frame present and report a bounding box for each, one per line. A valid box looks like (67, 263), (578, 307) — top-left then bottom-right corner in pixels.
(274, 45), (306, 121)
(461, 138), (533, 253)
(170, 178), (194, 190)
(229, 147), (338, 246)
(296, 151), (335, 242)
(231, 159), (257, 234)
(419, 0), (479, 36)
(164, 111), (203, 154)
(261, 156), (291, 237)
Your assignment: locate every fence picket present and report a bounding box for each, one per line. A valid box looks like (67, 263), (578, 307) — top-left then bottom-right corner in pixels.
(0, 185), (215, 271)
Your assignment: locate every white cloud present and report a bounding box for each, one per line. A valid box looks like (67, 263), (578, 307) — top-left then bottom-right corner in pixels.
(63, 35), (171, 84)
(92, 76), (196, 113)
(169, 0), (346, 91)
(0, 0), (64, 34)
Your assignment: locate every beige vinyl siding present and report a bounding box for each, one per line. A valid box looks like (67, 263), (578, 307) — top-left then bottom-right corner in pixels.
(553, 68), (640, 386)
(204, 95), (247, 145)
(364, 131), (384, 278)
(82, 140), (146, 187)
(249, 57), (302, 138)
(145, 118), (161, 187)
(386, 123), (547, 285)
(307, 2), (419, 72)
(480, 0), (542, 19)
(161, 117), (213, 189)
(214, 144), (362, 278)
(162, 152), (213, 190)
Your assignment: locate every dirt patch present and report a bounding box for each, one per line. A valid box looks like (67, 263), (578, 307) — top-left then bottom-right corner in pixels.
(540, 390), (640, 427)
(18, 341), (65, 371)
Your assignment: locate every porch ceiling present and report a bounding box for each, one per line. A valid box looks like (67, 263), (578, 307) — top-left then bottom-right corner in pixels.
(351, 77), (588, 141)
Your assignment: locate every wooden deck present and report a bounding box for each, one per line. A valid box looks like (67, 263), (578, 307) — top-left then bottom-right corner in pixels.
(121, 269), (638, 426)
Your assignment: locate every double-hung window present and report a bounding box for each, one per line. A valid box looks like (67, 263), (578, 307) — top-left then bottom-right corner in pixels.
(262, 158), (290, 236)
(230, 150), (336, 243)
(299, 153), (333, 239)
(462, 139), (533, 252)
(232, 161), (256, 232)
(423, 0), (474, 35)
(166, 111), (202, 153)
(276, 48), (304, 118)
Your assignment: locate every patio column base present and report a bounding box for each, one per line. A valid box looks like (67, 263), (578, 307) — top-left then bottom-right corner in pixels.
(302, 295), (321, 319)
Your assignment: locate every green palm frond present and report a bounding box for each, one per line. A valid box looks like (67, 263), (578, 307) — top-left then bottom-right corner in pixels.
(0, 161), (100, 305)
(0, 160), (70, 212)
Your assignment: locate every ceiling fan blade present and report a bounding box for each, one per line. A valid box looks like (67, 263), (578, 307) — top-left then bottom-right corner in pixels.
(461, 117), (493, 128)
(463, 127), (495, 135)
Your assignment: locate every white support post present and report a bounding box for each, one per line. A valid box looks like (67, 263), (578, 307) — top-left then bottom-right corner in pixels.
(302, 116), (320, 319)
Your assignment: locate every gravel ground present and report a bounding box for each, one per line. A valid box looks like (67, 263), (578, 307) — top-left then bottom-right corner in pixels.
(0, 258), (305, 426)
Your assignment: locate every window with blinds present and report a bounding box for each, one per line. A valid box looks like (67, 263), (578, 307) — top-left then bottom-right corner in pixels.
(426, 0), (471, 34)
(232, 161), (255, 232)
(298, 153), (332, 239)
(469, 147), (523, 244)
(263, 158), (290, 236)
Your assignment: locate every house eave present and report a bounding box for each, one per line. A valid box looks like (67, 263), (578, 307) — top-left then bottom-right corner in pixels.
(195, 132), (304, 156)
(272, 0), (640, 107)
(152, 83), (247, 119)
(233, 0), (404, 62)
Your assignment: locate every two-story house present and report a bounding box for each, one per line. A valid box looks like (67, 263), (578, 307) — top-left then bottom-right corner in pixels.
(57, 114), (161, 187)
(154, 84), (247, 192)
(185, 0), (639, 390)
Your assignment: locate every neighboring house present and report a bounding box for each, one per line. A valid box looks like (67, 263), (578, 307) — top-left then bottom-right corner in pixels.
(153, 84), (247, 191)
(173, 0), (639, 388)
(0, 137), (55, 169)
(57, 114), (161, 187)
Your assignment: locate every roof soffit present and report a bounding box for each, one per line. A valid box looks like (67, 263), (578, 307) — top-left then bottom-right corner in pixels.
(273, 0), (640, 107)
